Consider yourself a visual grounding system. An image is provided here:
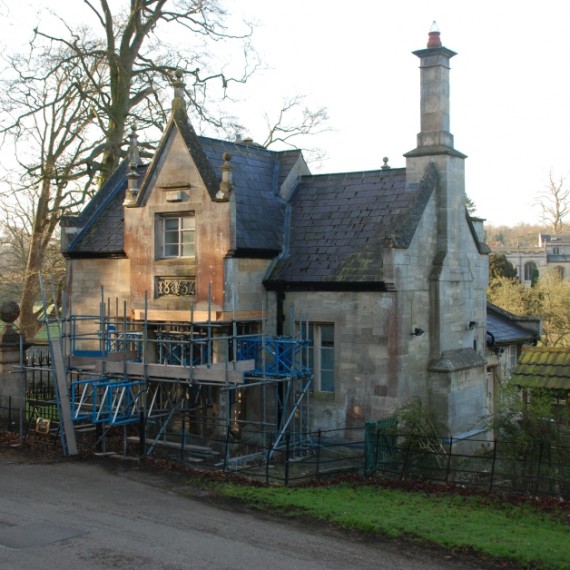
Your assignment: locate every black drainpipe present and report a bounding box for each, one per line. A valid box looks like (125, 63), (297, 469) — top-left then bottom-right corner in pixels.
(275, 287), (285, 430)
(276, 288), (285, 336)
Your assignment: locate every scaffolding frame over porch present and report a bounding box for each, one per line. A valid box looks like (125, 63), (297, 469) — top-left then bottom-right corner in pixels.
(33, 287), (314, 466)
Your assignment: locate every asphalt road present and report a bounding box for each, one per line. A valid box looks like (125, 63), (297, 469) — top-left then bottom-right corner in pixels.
(0, 454), (487, 570)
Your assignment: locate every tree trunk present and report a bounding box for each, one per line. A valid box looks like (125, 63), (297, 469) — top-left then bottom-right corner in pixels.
(18, 236), (43, 340)
(18, 178), (56, 340)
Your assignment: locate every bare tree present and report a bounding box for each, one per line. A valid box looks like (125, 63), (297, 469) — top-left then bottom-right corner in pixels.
(261, 95), (330, 165)
(488, 268), (570, 348)
(535, 171), (570, 234)
(0, 46), (102, 337)
(32, 0), (257, 185)
(0, 1), (254, 338)
(0, 1), (329, 338)
(0, 220), (29, 305)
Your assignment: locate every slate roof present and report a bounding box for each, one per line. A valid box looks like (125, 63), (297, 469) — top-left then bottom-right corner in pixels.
(486, 304), (538, 345)
(265, 165), (437, 286)
(64, 162), (147, 257)
(199, 137), (291, 254)
(510, 347), (570, 390)
(62, 104), (444, 276)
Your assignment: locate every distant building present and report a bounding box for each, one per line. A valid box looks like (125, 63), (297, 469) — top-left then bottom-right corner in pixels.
(492, 233), (570, 284)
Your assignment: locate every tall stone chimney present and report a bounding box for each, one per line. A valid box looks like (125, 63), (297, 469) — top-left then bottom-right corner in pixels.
(404, 24), (471, 360)
(406, 22), (464, 158)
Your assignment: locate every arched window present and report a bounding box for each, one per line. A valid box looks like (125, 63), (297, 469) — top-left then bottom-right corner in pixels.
(524, 261), (538, 282)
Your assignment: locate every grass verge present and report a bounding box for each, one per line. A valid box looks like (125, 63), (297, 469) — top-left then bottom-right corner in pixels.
(213, 481), (569, 569)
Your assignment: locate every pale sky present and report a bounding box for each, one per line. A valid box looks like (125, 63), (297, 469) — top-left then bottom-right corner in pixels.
(2, 0), (569, 227)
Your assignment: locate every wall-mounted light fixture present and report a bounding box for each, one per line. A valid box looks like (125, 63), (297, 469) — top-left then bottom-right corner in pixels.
(468, 320), (478, 330)
(410, 327), (424, 336)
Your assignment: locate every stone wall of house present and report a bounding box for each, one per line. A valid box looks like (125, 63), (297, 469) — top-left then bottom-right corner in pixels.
(66, 258), (131, 317)
(278, 289), (408, 433)
(404, 156), (489, 436)
(223, 258), (272, 313)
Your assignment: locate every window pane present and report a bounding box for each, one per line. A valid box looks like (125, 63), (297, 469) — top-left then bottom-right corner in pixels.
(164, 244), (178, 257)
(321, 370), (334, 392)
(164, 218), (179, 231)
(321, 347), (334, 370)
(181, 241), (195, 257)
(321, 325), (334, 344)
(307, 346), (314, 370)
(164, 229), (179, 244)
(181, 217), (195, 229)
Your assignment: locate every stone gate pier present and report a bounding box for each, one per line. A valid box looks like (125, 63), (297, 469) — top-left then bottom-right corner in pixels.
(0, 301), (27, 429)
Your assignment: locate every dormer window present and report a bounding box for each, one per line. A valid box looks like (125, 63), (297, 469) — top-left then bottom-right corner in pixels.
(157, 214), (195, 258)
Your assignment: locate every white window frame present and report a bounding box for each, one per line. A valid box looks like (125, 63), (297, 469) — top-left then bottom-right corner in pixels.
(157, 214), (195, 259)
(299, 322), (335, 393)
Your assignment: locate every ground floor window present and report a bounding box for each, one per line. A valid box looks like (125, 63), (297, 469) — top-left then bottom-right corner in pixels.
(299, 323), (335, 393)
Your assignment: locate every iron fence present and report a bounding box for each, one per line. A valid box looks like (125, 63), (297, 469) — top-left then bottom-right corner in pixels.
(23, 347), (59, 432)
(6, 345), (569, 498)
(364, 427), (570, 499)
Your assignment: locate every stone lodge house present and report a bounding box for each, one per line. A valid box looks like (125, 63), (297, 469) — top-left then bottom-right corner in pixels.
(61, 28), (490, 441)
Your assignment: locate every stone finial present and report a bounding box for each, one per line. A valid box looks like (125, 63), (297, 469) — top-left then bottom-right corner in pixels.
(381, 157), (391, 170)
(215, 152), (233, 202)
(171, 68), (189, 117)
(427, 21), (442, 48)
(128, 123), (140, 170)
(123, 123), (140, 207)
(0, 301), (21, 345)
(173, 68), (185, 99)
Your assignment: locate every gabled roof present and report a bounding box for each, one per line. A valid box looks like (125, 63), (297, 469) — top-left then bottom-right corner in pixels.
(510, 346), (570, 390)
(486, 303), (540, 345)
(62, 131), (300, 259)
(265, 163), (438, 287)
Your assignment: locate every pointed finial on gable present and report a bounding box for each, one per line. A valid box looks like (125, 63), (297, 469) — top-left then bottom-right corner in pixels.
(128, 123), (140, 170)
(427, 21), (442, 48)
(123, 123), (140, 207)
(172, 68), (187, 117)
(215, 152), (233, 202)
(173, 68), (185, 99)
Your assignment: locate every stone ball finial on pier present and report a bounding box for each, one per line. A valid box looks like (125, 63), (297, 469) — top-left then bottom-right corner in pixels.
(0, 301), (21, 345)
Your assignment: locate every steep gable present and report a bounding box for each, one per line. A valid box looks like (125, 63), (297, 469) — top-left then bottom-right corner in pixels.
(132, 110), (220, 207)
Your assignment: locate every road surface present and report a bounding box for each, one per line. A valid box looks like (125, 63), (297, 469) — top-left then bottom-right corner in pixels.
(0, 453), (488, 570)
